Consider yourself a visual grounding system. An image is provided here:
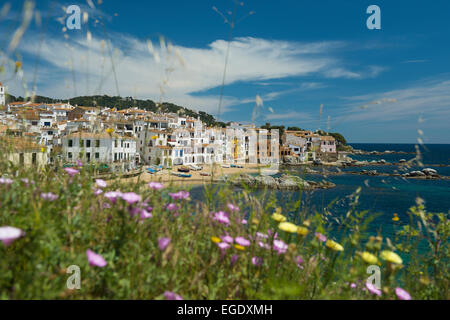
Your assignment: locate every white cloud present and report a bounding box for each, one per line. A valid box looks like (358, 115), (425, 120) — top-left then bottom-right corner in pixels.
(4, 31), (383, 115)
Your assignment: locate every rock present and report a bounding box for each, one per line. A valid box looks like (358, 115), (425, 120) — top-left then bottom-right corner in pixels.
(255, 175), (278, 188)
(399, 159), (406, 163)
(409, 171), (426, 177)
(422, 168), (438, 176)
(278, 175), (310, 190)
(378, 159), (386, 164)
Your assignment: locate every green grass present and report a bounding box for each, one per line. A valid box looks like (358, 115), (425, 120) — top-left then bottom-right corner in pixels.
(0, 159), (448, 300)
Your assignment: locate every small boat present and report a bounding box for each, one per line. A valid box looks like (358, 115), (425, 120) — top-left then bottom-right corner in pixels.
(147, 168), (157, 174)
(188, 164), (203, 171)
(221, 164), (230, 168)
(171, 172), (191, 178)
(230, 164), (243, 168)
(200, 172), (211, 176)
(178, 166), (190, 173)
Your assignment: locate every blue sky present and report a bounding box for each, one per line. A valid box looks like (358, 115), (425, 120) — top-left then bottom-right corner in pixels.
(1, 0), (450, 143)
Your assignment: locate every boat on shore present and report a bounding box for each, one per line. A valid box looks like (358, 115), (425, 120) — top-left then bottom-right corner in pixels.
(177, 166), (190, 173)
(171, 172), (192, 178)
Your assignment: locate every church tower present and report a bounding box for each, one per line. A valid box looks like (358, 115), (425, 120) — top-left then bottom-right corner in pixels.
(0, 82), (5, 106)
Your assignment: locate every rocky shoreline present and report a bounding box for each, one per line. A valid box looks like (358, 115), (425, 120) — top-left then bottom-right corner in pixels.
(221, 173), (336, 191)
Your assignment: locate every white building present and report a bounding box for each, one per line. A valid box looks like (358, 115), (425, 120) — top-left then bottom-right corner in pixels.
(0, 82), (5, 106)
(62, 132), (137, 171)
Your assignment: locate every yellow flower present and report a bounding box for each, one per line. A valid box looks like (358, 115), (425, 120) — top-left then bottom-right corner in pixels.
(326, 240), (344, 252)
(16, 61), (22, 69)
(41, 147), (46, 153)
(296, 226), (309, 236)
(234, 244), (245, 251)
(380, 250), (403, 264)
(152, 135), (158, 139)
(251, 218), (259, 225)
(106, 128), (114, 134)
(278, 222), (298, 233)
(302, 220), (310, 227)
(272, 213), (286, 222)
(361, 251), (378, 264)
(211, 236), (221, 244)
(392, 213), (399, 222)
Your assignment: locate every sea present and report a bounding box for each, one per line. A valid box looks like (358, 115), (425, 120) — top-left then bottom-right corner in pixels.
(191, 144), (450, 240)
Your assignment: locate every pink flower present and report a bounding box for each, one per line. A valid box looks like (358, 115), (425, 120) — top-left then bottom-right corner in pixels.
(86, 249), (107, 267)
(273, 239), (288, 254)
(221, 235), (234, 244)
(76, 159), (83, 167)
(164, 291), (183, 300)
(64, 167), (79, 177)
(256, 232), (269, 239)
(121, 192), (141, 204)
(217, 242), (231, 250)
(140, 209), (153, 220)
(95, 179), (107, 188)
(93, 189), (103, 196)
(158, 237), (171, 251)
(241, 219), (248, 225)
(230, 254), (239, 266)
(0, 177), (13, 185)
(213, 211), (230, 225)
(235, 236), (250, 247)
(104, 191), (122, 203)
(252, 256), (263, 266)
(365, 282), (381, 296)
(21, 178), (29, 185)
(295, 256), (304, 269)
(41, 192), (58, 201)
(350, 283), (357, 289)
(169, 190), (189, 200)
(395, 287), (411, 300)
(148, 182), (164, 190)
(166, 203), (179, 211)
(227, 203), (239, 212)
(0, 226), (24, 246)
(258, 241), (271, 250)
(315, 232), (327, 242)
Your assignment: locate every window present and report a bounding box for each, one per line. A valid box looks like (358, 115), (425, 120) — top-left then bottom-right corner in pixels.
(32, 153), (37, 164)
(86, 153), (91, 162)
(19, 153), (24, 164)
(115, 140), (118, 148)
(86, 140), (91, 148)
(95, 152), (100, 159)
(80, 139), (84, 147)
(68, 139), (73, 147)
(95, 140), (100, 148)
(68, 152), (72, 159)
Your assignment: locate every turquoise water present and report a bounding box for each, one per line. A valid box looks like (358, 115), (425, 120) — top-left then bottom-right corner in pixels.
(191, 144), (450, 239)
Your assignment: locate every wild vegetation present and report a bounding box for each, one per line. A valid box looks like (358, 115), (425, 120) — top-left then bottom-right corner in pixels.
(0, 154), (448, 299)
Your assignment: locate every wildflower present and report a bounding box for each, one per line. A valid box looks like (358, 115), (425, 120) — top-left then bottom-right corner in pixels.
(148, 182), (164, 190)
(395, 287), (411, 300)
(271, 213), (286, 222)
(164, 291), (182, 300)
(392, 213), (399, 222)
(121, 192), (141, 204)
(295, 256), (304, 269)
(227, 203), (239, 212)
(252, 256), (263, 266)
(297, 226), (309, 236)
(213, 211), (230, 225)
(256, 232), (269, 239)
(221, 235), (234, 244)
(0, 226), (24, 246)
(86, 249), (107, 267)
(315, 232), (327, 242)
(235, 236), (250, 247)
(140, 209), (153, 220)
(40, 192), (58, 201)
(361, 252), (378, 264)
(104, 191), (122, 203)
(365, 282), (381, 296)
(158, 237), (170, 251)
(106, 128), (114, 134)
(350, 283), (357, 289)
(217, 242), (231, 250)
(95, 179), (107, 188)
(166, 203), (179, 211)
(93, 189), (103, 196)
(258, 241), (271, 250)
(234, 244), (245, 251)
(64, 167), (79, 177)
(76, 159), (83, 167)
(380, 250), (403, 265)
(241, 219), (248, 224)
(211, 236), (221, 243)
(278, 222), (298, 233)
(0, 177), (13, 185)
(326, 240), (344, 252)
(21, 178), (29, 185)
(230, 254), (239, 266)
(169, 190), (189, 200)
(273, 239), (288, 254)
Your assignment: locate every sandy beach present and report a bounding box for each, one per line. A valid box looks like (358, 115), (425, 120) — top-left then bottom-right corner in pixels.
(121, 163), (268, 186)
